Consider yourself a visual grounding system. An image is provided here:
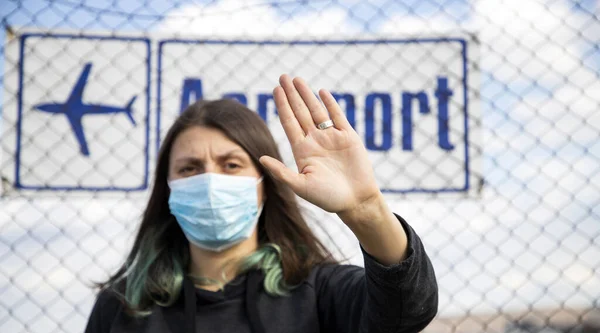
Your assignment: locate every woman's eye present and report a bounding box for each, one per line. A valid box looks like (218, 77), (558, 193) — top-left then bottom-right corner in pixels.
(225, 163), (240, 170)
(179, 166), (196, 174)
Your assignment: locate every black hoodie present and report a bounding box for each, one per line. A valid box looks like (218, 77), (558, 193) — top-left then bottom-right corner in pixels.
(84, 215), (438, 333)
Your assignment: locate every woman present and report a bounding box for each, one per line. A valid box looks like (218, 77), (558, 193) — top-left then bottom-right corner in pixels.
(85, 75), (438, 333)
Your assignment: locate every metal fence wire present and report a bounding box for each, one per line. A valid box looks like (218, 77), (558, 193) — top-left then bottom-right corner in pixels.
(1, 0), (599, 332)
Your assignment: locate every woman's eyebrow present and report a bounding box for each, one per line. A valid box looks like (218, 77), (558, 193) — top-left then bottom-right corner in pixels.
(217, 148), (247, 160)
(173, 156), (203, 165)
(173, 149), (247, 165)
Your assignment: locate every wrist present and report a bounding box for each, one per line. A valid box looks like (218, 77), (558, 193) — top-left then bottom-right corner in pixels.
(338, 192), (409, 265)
(337, 191), (389, 228)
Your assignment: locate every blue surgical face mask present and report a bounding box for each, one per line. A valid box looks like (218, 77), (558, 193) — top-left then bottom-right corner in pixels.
(168, 173), (264, 252)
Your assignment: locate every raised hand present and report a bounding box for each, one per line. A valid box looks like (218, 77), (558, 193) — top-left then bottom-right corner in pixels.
(258, 74), (380, 215)
(259, 74), (408, 265)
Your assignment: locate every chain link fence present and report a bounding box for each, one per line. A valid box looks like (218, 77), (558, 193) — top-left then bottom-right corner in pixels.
(1, 0), (599, 332)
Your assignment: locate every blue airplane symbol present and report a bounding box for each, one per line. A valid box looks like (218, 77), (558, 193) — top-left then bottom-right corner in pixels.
(34, 62), (137, 156)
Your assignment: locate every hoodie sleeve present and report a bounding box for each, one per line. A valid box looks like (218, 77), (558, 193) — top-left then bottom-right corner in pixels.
(84, 289), (123, 333)
(315, 214), (438, 333)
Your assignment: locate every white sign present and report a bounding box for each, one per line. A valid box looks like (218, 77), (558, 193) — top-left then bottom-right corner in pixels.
(1, 32), (480, 195)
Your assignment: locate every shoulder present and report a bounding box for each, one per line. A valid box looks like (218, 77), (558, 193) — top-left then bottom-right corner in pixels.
(305, 262), (365, 292)
(310, 262), (364, 278)
(85, 288), (124, 333)
(95, 288), (124, 313)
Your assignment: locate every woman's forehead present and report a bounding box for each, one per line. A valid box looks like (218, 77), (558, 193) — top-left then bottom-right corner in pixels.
(171, 126), (246, 158)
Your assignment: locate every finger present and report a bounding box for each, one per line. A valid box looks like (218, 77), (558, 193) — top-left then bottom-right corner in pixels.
(259, 156), (304, 194)
(273, 86), (305, 145)
(279, 74), (315, 134)
(319, 89), (352, 130)
(293, 77), (330, 126)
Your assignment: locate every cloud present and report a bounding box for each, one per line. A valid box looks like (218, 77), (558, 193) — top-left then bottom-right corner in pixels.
(376, 0), (599, 153)
(158, 0), (355, 37)
(380, 0), (600, 89)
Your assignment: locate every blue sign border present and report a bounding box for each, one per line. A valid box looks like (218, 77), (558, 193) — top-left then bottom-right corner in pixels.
(16, 33), (151, 191)
(157, 38), (470, 193)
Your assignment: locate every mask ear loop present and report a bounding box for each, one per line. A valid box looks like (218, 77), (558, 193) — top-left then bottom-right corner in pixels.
(257, 176), (265, 206)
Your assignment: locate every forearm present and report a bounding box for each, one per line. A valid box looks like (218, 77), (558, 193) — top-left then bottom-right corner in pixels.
(338, 192), (408, 266)
(318, 213), (438, 333)
(361, 232), (439, 333)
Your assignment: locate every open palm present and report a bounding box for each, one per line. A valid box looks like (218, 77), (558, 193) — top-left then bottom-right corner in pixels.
(259, 75), (381, 214)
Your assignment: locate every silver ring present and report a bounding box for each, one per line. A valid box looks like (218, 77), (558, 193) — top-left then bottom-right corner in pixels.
(317, 120), (334, 130)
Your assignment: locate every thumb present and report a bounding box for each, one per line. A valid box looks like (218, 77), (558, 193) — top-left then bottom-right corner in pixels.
(259, 156), (303, 193)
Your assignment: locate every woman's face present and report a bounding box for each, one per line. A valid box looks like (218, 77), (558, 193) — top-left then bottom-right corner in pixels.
(168, 126), (265, 204)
